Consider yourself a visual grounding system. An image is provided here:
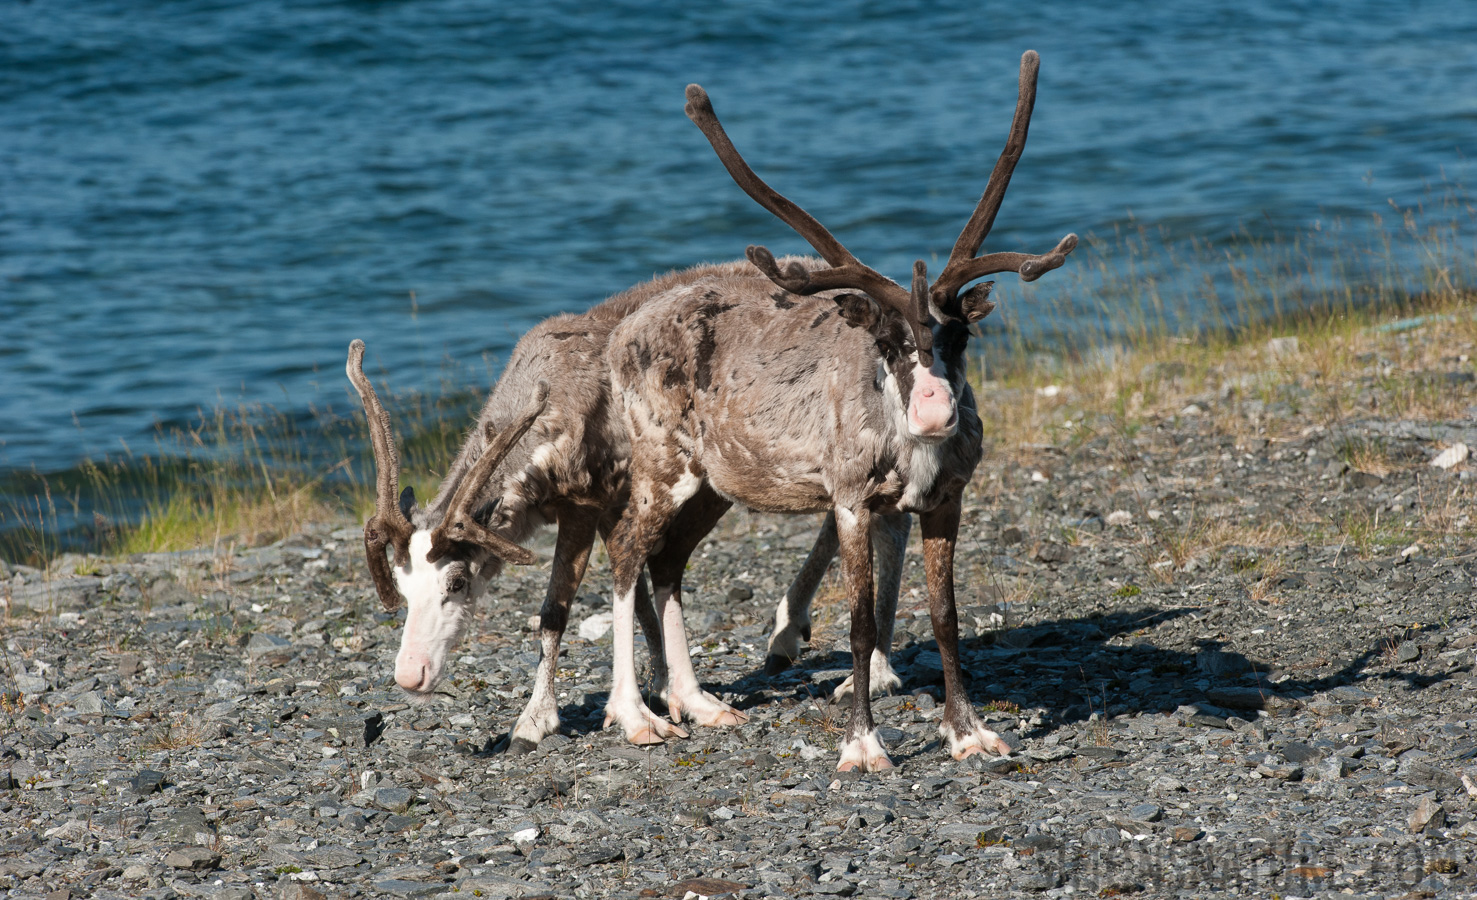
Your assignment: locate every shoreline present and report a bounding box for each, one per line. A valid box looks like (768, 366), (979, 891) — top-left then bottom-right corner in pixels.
(1, 297), (1476, 896)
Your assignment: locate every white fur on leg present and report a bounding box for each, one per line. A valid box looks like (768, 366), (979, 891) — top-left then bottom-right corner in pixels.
(510, 683), (560, 750)
(832, 648), (902, 701)
(605, 583), (688, 745)
(657, 585), (747, 728)
(765, 594), (810, 666)
(510, 637), (562, 751)
(939, 712), (1013, 760)
(836, 728), (894, 773)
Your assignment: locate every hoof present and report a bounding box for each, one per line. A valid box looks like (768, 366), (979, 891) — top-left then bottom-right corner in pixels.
(836, 755), (894, 773)
(837, 729), (894, 773)
(607, 705), (689, 746)
(701, 706), (749, 728)
(629, 723), (687, 746)
(506, 736), (539, 756)
(763, 654), (794, 676)
(944, 721), (1014, 760)
(668, 689), (750, 728)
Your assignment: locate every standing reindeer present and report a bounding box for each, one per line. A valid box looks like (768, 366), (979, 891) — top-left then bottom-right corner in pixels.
(601, 50), (1076, 770)
(348, 269), (901, 751)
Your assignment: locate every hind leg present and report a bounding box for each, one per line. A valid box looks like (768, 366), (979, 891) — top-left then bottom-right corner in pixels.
(765, 511), (838, 673)
(649, 487), (746, 727)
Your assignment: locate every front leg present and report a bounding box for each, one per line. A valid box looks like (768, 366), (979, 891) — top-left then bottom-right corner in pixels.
(509, 511), (596, 754)
(834, 512), (909, 700)
(921, 496), (1011, 760)
(834, 505), (893, 773)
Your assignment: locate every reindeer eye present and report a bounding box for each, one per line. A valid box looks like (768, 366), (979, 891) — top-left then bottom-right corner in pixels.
(447, 575), (468, 595)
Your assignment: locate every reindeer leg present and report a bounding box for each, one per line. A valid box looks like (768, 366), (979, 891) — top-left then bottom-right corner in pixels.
(765, 511), (838, 674)
(834, 512), (908, 701)
(509, 510), (596, 754)
(834, 505), (892, 773)
(602, 516), (667, 705)
(632, 570), (666, 703)
(649, 487), (745, 727)
(603, 475), (693, 747)
(921, 496), (1011, 760)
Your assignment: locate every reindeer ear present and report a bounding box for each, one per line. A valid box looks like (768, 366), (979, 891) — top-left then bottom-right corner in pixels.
(471, 497), (502, 526)
(832, 293), (880, 331)
(398, 486), (417, 521)
(959, 282), (996, 323)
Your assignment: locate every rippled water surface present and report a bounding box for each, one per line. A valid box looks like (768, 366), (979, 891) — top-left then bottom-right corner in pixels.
(3, 1), (1475, 473)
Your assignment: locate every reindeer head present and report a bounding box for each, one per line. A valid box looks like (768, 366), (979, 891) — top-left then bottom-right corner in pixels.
(685, 50), (1077, 441)
(346, 340), (546, 695)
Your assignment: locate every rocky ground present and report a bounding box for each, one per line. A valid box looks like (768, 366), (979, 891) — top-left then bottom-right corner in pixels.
(3, 320), (1477, 899)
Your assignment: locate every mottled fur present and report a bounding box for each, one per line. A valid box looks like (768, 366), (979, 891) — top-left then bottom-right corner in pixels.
(360, 261), (870, 753)
(603, 258), (1013, 770)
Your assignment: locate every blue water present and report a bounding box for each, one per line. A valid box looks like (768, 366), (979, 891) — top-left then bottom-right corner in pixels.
(3, 0), (1475, 475)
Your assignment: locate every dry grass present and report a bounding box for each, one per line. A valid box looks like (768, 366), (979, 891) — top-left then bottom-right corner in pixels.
(969, 283), (1477, 562)
(141, 713), (208, 751)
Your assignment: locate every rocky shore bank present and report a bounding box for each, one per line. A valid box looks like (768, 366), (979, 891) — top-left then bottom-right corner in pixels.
(3, 315), (1476, 899)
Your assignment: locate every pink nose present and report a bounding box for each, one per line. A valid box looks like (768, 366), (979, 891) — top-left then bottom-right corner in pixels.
(396, 661), (430, 692)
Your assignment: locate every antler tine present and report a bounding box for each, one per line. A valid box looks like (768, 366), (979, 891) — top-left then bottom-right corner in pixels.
(346, 340), (414, 611)
(931, 51), (1078, 305)
(938, 233), (1081, 291)
(910, 261), (935, 368)
(685, 85), (911, 311)
(347, 341), (406, 523)
(427, 381), (550, 567)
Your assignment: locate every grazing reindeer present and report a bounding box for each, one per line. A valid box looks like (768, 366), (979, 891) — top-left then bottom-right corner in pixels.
(348, 275), (871, 751)
(601, 50), (1076, 770)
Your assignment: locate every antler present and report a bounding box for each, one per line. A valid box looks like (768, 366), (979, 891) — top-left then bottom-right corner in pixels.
(929, 50), (1079, 309)
(685, 84), (934, 362)
(425, 382), (550, 567)
(909, 260), (934, 366)
(346, 340), (415, 611)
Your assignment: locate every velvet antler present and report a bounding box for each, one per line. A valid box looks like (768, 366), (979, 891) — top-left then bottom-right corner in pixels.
(929, 51), (1079, 313)
(425, 382), (550, 567)
(685, 85), (936, 364)
(346, 340), (415, 611)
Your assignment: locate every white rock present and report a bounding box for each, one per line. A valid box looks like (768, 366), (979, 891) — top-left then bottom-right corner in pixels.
(577, 611), (614, 641)
(1106, 510), (1133, 527)
(44, 820), (90, 840)
(1431, 442), (1469, 470)
(121, 864), (151, 882)
(1036, 385), (1061, 398)
(1409, 793), (1445, 833)
(1267, 336), (1299, 357)
(511, 826), (540, 844)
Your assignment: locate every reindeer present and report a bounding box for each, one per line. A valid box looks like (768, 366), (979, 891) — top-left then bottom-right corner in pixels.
(347, 270), (893, 751)
(600, 50), (1077, 770)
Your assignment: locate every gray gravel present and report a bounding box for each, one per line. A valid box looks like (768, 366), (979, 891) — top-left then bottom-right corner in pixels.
(3, 395), (1477, 899)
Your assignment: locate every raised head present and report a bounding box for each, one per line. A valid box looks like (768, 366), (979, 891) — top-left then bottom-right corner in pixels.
(347, 340), (546, 694)
(685, 50), (1077, 440)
